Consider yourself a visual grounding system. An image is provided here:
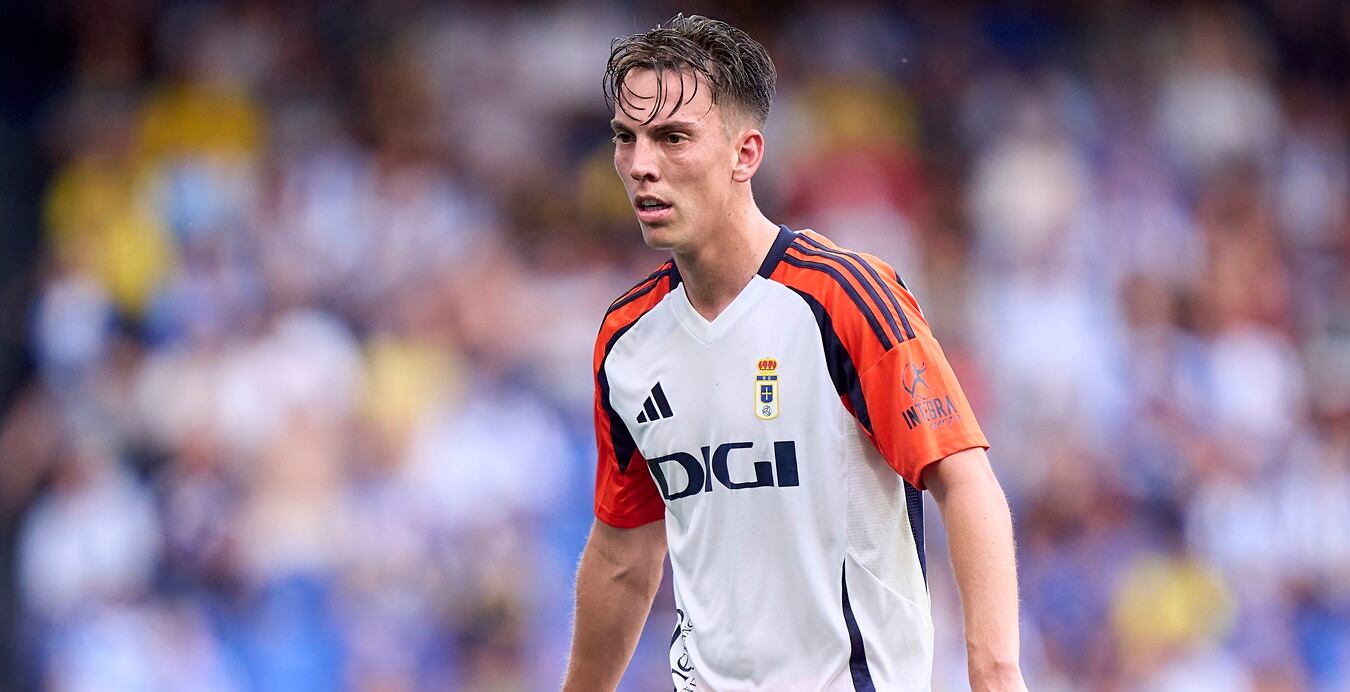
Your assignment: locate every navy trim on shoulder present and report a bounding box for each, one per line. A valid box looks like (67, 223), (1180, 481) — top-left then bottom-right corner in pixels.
(889, 264), (909, 291)
(757, 224), (798, 278)
(668, 260), (682, 290)
(841, 563), (877, 692)
(606, 267), (671, 318)
(797, 234), (916, 341)
(598, 321), (641, 473)
(782, 255), (893, 351)
(610, 263), (669, 305)
(904, 481), (927, 583)
(791, 239), (908, 344)
(788, 288), (873, 434)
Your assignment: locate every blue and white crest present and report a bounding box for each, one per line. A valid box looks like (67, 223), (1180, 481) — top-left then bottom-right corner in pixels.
(755, 358), (779, 420)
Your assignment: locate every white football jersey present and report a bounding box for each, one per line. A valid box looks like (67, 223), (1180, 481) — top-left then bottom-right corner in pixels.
(592, 226), (987, 691)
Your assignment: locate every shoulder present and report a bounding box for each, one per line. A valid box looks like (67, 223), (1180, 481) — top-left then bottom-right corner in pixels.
(770, 229), (925, 351)
(604, 260), (677, 319)
(600, 259), (678, 331)
(594, 260), (678, 365)
(781, 229), (908, 292)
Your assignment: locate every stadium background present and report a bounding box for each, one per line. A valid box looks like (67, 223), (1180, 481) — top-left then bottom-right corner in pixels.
(0, 1), (1346, 690)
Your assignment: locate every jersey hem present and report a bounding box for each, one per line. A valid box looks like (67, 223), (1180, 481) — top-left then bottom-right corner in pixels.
(909, 441), (990, 490)
(594, 506), (665, 529)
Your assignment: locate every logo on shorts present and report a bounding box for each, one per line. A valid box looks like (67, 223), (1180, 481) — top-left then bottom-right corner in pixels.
(755, 358), (779, 420)
(900, 361), (961, 431)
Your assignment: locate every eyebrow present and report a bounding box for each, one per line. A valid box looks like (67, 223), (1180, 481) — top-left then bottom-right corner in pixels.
(610, 119), (700, 135)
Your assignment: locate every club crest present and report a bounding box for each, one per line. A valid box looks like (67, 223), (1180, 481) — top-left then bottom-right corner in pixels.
(755, 358), (779, 420)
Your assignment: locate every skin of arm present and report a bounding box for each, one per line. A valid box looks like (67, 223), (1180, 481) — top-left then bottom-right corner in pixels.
(562, 518), (668, 692)
(922, 446), (1029, 692)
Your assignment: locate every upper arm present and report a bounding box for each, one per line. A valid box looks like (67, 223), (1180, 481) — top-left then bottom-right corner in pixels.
(920, 446), (1001, 504)
(585, 517), (667, 571)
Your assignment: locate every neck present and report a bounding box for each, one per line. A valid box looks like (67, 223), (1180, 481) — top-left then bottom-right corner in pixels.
(673, 201), (781, 322)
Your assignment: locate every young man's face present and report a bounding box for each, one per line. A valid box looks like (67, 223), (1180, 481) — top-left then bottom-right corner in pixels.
(611, 68), (743, 252)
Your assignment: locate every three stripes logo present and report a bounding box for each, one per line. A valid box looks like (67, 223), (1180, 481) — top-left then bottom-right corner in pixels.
(636, 382), (674, 424)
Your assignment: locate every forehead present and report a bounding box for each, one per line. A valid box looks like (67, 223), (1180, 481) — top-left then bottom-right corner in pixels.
(613, 67), (720, 128)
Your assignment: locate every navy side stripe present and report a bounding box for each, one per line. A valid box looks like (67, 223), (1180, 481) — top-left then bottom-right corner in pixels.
(606, 265), (671, 317)
(796, 235), (916, 341)
(781, 255), (892, 350)
(904, 480), (927, 582)
(598, 321), (640, 472)
(789, 289), (873, 434)
(841, 563), (876, 691)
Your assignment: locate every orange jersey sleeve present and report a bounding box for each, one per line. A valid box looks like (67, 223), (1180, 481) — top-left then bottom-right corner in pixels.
(771, 231), (987, 488)
(591, 263), (675, 528)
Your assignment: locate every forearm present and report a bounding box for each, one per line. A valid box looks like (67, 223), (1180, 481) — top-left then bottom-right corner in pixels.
(927, 450), (1024, 690)
(563, 526), (665, 691)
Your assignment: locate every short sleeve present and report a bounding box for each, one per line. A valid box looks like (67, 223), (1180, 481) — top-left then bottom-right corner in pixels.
(592, 375), (664, 528)
(858, 333), (988, 488)
(590, 268), (674, 529)
(771, 230), (987, 489)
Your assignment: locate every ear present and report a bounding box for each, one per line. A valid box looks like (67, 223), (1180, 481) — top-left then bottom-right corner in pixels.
(730, 127), (765, 183)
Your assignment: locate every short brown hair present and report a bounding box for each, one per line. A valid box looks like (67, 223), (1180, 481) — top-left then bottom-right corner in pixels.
(604, 14), (776, 128)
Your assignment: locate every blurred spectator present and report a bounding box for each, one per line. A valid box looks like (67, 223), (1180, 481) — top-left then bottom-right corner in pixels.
(1, 2), (1346, 690)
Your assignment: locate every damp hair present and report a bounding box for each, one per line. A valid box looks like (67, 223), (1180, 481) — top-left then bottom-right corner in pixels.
(603, 14), (776, 129)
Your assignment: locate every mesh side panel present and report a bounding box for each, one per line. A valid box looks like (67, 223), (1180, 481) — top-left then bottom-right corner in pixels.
(844, 423), (926, 600)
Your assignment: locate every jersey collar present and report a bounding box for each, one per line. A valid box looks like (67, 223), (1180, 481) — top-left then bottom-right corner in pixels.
(666, 224), (794, 287)
(757, 224), (798, 278)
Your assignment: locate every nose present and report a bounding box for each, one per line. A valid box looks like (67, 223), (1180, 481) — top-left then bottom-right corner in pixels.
(628, 136), (660, 182)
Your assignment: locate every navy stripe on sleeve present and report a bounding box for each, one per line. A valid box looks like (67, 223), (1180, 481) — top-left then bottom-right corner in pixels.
(790, 240), (905, 345)
(795, 235), (916, 341)
(781, 255), (892, 351)
(606, 265), (672, 318)
(598, 321), (640, 472)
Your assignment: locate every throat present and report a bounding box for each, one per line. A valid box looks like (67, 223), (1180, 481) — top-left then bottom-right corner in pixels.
(672, 219), (782, 321)
(676, 256), (761, 322)
(685, 287), (742, 322)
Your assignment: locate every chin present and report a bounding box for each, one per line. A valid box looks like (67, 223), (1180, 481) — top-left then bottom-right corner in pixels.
(639, 222), (682, 251)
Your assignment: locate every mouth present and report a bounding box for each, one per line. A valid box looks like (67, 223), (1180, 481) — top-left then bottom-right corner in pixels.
(634, 195), (673, 223)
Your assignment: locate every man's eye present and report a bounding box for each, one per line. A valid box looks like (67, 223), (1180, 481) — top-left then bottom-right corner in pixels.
(665, 133), (688, 144)
(612, 133), (634, 144)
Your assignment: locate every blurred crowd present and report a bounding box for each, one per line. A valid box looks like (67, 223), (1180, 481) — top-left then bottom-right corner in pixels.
(1, 1), (1347, 690)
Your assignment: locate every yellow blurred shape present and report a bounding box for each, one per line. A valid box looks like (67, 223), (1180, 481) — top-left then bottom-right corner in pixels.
(363, 336), (460, 444)
(578, 142), (635, 225)
(136, 82), (262, 163)
(43, 157), (175, 316)
(1111, 553), (1235, 659)
(799, 75), (917, 151)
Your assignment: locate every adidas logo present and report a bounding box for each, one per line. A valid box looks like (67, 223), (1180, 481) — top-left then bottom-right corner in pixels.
(636, 382), (674, 424)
